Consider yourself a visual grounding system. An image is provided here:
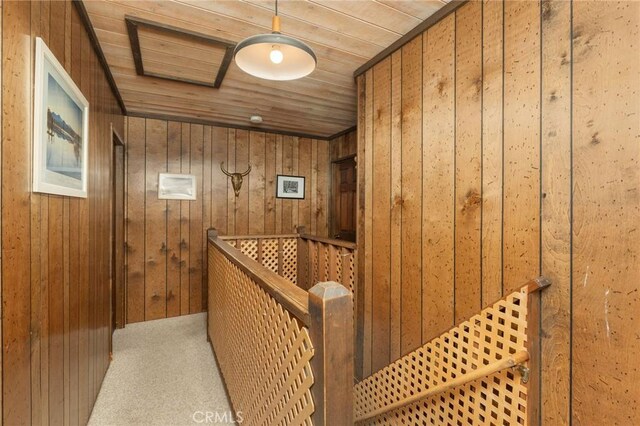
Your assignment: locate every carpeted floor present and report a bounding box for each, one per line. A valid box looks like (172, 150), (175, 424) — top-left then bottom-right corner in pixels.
(88, 313), (235, 426)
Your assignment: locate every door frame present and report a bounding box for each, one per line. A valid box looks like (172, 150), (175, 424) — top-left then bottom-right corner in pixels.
(111, 125), (126, 338)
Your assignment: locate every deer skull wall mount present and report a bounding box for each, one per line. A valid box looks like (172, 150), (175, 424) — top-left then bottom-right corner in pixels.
(221, 162), (252, 197)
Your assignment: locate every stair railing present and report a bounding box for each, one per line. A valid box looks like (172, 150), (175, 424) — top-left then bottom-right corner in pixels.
(207, 229), (354, 426)
(353, 277), (550, 425)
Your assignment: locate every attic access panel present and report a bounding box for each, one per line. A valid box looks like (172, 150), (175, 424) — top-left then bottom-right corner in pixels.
(125, 15), (235, 89)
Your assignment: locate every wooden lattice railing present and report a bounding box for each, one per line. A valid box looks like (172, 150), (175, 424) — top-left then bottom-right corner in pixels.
(207, 230), (354, 425)
(296, 228), (357, 295)
(353, 278), (550, 425)
(219, 234), (299, 283)
(218, 229), (357, 298)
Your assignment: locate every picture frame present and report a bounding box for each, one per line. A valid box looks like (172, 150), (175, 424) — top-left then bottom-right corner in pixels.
(276, 175), (305, 199)
(33, 37), (89, 198)
(158, 173), (197, 200)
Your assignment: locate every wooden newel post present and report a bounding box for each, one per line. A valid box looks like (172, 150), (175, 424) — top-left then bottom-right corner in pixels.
(309, 282), (354, 425)
(207, 228), (218, 240)
(297, 226), (309, 289)
(525, 276), (551, 426)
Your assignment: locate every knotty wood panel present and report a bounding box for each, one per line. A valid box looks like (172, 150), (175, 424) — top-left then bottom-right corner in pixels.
(1, 1), (124, 424)
(166, 121), (182, 317)
(180, 123), (191, 315)
(454, 0), (482, 324)
(124, 117), (331, 322)
(144, 119), (168, 320)
(572, 1), (639, 423)
(389, 51), (402, 362)
(540, 0), (571, 423)
(0, 4), (3, 419)
(400, 36), (423, 355)
(503, 0), (540, 294)
(126, 117), (146, 323)
(189, 124), (204, 313)
(481, 0), (504, 307)
(371, 58), (391, 372)
(422, 14), (455, 344)
(356, 2), (640, 424)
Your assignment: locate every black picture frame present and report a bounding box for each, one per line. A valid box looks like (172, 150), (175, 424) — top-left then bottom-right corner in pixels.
(276, 175), (305, 199)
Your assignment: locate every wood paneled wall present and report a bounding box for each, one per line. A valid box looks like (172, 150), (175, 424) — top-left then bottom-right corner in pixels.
(1, 1), (124, 424)
(356, 0), (639, 424)
(125, 117), (330, 323)
(330, 129), (357, 161)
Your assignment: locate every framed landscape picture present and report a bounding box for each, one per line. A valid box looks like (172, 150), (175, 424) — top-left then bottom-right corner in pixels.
(158, 173), (197, 200)
(276, 175), (305, 199)
(33, 37), (89, 198)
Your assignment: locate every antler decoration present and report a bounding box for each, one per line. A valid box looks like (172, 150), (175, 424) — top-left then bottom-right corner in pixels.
(221, 162), (252, 197)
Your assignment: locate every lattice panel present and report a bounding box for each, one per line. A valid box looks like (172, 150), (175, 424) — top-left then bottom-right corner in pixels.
(354, 288), (530, 425)
(342, 250), (356, 295)
(261, 238), (279, 273)
(239, 239), (259, 260)
(208, 245), (315, 426)
(336, 252), (343, 283)
(322, 243), (330, 281)
(311, 243), (319, 285)
(281, 238), (297, 284)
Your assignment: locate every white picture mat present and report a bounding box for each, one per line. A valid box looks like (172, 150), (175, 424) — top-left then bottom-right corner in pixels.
(33, 37), (89, 198)
(158, 173), (197, 200)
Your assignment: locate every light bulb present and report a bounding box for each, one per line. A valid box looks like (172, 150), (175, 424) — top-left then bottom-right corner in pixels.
(270, 46), (283, 64)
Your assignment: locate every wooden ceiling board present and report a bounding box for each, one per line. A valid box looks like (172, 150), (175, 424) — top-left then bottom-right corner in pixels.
(116, 81), (356, 125)
(106, 65), (356, 110)
(138, 40), (225, 67)
(376, 0), (449, 20)
(90, 9), (362, 75)
(242, 0), (401, 47)
(140, 59), (218, 84)
(90, 1), (369, 63)
(137, 40), (226, 80)
(107, 58), (358, 105)
(138, 27), (229, 62)
(175, 0), (381, 57)
(308, 0), (423, 31)
(113, 77), (356, 123)
(84, 0), (449, 137)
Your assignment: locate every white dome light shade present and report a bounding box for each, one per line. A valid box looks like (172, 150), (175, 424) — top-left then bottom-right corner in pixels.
(234, 33), (317, 81)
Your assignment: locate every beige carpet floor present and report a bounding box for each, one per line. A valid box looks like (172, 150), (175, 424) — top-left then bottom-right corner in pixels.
(88, 313), (234, 426)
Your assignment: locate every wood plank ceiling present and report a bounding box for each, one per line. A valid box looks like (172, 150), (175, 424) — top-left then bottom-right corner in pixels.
(84, 0), (450, 137)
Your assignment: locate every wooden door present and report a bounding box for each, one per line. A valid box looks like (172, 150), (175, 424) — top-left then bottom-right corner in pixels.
(331, 157), (357, 242)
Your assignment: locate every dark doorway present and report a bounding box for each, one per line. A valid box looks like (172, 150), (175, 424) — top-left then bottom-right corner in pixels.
(112, 127), (125, 334)
(330, 156), (357, 242)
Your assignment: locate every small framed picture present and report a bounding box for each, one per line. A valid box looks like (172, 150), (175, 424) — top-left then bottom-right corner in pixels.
(33, 37), (89, 198)
(158, 173), (197, 200)
(276, 175), (305, 199)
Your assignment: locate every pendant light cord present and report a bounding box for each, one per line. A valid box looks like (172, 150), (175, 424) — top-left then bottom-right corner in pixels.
(275, 0), (278, 16)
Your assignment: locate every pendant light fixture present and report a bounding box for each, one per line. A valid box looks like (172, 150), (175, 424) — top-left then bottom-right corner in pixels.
(234, 0), (317, 81)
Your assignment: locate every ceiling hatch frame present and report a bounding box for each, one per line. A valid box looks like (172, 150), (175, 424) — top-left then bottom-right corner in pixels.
(125, 15), (236, 89)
